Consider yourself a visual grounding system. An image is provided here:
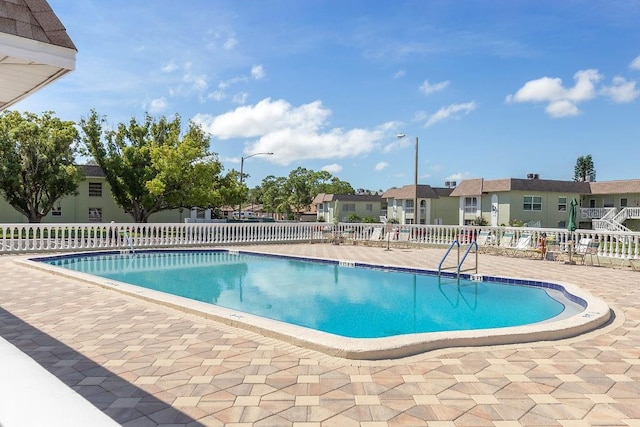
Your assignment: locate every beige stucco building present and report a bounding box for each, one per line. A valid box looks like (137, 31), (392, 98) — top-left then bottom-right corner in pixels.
(450, 176), (640, 231)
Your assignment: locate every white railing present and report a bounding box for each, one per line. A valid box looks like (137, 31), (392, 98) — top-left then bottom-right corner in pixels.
(580, 207), (615, 219)
(593, 219), (630, 232)
(613, 207), (640, 223)
(2, 222), (639, 261)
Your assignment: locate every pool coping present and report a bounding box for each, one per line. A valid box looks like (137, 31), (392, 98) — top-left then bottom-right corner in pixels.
(20, 249), (612, 360)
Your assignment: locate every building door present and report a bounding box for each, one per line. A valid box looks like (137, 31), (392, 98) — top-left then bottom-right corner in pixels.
(491, 194), (499, 227)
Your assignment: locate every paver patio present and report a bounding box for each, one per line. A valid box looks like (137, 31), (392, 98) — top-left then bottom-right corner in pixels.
(1, 243), (639, 426)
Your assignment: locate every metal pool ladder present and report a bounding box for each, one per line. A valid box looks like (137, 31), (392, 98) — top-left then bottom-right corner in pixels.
(438, 240), (478, 281)
(121, 228), (136, 255)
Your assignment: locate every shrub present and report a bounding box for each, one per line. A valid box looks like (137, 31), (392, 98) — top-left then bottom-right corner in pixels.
(346, 213), (362, 223)
(473, 216), (489, 226)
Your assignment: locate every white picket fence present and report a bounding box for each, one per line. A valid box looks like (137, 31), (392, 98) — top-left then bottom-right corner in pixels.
(1, 222), (639, 261)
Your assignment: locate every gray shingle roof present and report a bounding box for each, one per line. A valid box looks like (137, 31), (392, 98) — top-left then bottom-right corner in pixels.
(450, 178), (592, 196)
(80, 164), (105, 178)
(1, 0), (76, 50)
(381, 185), (447, 199)
(589, 180), (640, 194)
(312, 193), (382, 204)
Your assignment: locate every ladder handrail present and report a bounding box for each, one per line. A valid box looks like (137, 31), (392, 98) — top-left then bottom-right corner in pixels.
(438, 240), (460, 278)
(458, 241), (478, 276)
(438, 240), (478, 281)
(121, 228), (136, 254)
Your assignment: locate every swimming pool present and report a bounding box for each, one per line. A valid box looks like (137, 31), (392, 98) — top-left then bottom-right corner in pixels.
(28, 249), (611, 360)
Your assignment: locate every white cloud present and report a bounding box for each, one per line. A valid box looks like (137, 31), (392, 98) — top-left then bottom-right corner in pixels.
(251, 65), (266, 80)
(383, 134), (414, 153)
(630, 55), (640, 70)
(148, 97), (168, 114)
(161, 61), (177, 73)
(375, 162), (388, 171)
(445, 173), (467, 182)
(506, 69), (603, 117)
(232, 92), (248, 104)
(419, 80), (450, 96)
(192, 98), (391, 165)
(425, 101), (476, 127)
(218, 76), (247, 90)
(223, 35), (238, 50)
(546, 100), (579, 117)
(209, 90), (225, 101)
(393, 70), (405, 79)
(601, 76), (640, 103)
(183, 72), (208, 92)
(322, 163), (343, 173)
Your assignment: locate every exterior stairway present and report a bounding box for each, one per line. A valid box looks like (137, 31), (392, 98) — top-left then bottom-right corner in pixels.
(593, 207), (640, 232)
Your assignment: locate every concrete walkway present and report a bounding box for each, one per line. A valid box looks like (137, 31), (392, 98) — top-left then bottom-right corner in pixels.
(0, 244), (639, 426)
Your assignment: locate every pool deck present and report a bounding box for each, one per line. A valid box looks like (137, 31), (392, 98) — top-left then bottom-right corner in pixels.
(1, 243), (639, 426)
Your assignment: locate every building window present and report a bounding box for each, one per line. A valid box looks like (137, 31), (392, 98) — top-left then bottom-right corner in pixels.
(523, 195), (542, 211)
(88, 182), (102, 197)
(366, 203), (373, 212)
(463, 197), (477, 214)
(558, 197), (567, 212)
(51, 205), (62, 216)
(621, 198), (628, 208)
(342, 203), (355, 212)
(88, 208), (102, 222)
(558, 220), (566, 228)
(603, 198), (614, 208)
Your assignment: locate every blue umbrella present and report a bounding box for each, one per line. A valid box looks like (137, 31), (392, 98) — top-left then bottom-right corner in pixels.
(568, 198), (578, 232)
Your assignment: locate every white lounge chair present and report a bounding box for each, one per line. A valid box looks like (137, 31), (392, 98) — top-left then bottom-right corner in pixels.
(369, 227), (383, 241)
(397, 229), (411, 242)
(476, 230), (495, 253)
(505, 233), (534, 257)
(496, 231), (515, 255)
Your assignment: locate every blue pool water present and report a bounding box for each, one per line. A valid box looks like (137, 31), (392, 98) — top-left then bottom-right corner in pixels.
(41, 250), (572, 339)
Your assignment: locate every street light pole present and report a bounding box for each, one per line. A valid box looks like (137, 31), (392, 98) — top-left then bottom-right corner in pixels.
(238, 151), (273, 218)
(397, 133), (419, 225)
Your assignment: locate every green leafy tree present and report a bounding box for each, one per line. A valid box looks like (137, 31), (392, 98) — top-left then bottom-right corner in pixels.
(256, 168), (355, 220)
(574, 154), (596, 182)
(260, 175), (290, 217)
(0, 111), (82, 223)
(286, 167), (315, 220)
(80, 110), (231, 223)
(311, 170), (354, 195)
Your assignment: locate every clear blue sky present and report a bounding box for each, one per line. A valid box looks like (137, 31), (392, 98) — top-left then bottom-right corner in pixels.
(16, 1), (640, 191)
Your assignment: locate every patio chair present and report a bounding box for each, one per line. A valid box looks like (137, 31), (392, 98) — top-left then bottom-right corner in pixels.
(476, 230), (495, 253)
(544, 234), (565, 262)
(397, 229), (411, 242)
(574, 238), (600, 266)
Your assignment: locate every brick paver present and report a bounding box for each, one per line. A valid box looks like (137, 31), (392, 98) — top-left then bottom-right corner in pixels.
(1, 244), (639, 426)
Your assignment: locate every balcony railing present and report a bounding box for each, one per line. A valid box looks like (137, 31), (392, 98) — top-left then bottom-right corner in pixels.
(580, 207), (615, 219)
